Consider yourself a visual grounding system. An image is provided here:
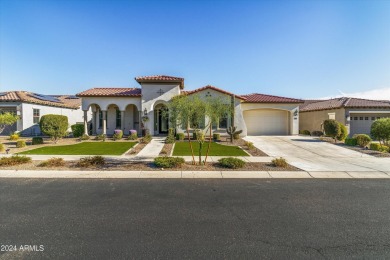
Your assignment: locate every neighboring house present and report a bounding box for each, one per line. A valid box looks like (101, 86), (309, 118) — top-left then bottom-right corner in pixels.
(299, 97), (390, 136)
(76, 75), (303, 136)
(0, 91), (87, 136)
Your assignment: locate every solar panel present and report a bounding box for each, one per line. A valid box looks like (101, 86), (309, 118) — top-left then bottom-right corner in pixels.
(65, 95), (79, 99)
(0, 92), (7, 97)
(29, 93), (61, 103)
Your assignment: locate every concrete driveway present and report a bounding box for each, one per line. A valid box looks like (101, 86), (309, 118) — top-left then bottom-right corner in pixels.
(244, 136), (390, 172)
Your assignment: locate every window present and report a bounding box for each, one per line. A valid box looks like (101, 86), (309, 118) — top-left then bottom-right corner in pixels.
(99, 111), (103, 128)
(354, 117), (358, 120)
(377, 117), (381, 120)
(219, 114), (228, 129)
(372, 117), (375, 120)
(116, 109), (121, 128)
(359, 117), (363, 120)
(33, 109), (40, 124)
(365, 117), (369, 120)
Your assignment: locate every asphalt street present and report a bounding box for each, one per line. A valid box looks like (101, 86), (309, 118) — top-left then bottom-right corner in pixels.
(1, 179), (390, 259)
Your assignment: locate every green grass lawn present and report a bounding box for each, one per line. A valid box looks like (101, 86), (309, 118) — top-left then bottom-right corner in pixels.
(172, 141), (248, 156)
(19, 142), (136, 155)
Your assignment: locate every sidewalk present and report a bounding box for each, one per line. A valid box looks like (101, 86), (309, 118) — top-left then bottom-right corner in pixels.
(0, 169), (389, 179)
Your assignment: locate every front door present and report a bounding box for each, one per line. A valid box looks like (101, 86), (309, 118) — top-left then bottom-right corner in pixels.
(158, 108), (168, 134)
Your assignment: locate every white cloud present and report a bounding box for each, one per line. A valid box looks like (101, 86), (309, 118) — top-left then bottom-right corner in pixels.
(318, 87), (390, 100)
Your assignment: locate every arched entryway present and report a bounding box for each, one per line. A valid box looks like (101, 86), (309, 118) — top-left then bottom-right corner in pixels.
(154, 103), (169, 135)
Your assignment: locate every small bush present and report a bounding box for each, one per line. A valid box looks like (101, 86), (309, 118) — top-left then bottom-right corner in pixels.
(168, 128), (174, 135)
(127, 133), (138, 140)
(112, 130), (123, 141)
(129, 129), (137, 136)
(323, 119), (341, 141)
(300, 130), (311, 136)
(353, 134), (372, 147)
(193, 130), (204, 141)
(379, 145), (390, 153)
(245, 141), (255, 150)
(218, 157), (246, 169)
(337, 123), (348, 141)
(233, 133), (240, 140)
(80, 134), (90, 141)
(39, 114), (69, 143)
(371, 118), (390, 146)
(344, 138), (357, 146)
(176, 133), (185, 140)
(213, 133), (221, 141)
(76, 156), (105, 167)
(0, 143), (4, 152)
(0, 155), (31, 166)
(38, 157), (65, 167)
(16, 140), (26, 148)
(271, 157), (288, 168)
(95, 134), (106, 141)
(165, 134), (175, 144)
(71, 124), (84, 138)
(311, 130), (324, 137)
(154, 157), (185, 168)
(370, 143), (389, 152)
(9, 133), (19, 141)
(141, 133), (152, 144)
(32, 137), (44, 145)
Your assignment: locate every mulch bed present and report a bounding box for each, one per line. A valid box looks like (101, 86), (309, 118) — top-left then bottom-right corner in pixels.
(0, 160), (301, 171)
(159, 143), (174, 156)
(125, 142), (147, 155)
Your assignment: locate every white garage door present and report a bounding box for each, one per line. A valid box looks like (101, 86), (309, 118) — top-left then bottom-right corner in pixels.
(350, 113), (390, 136)
(244, 109), (289, 135)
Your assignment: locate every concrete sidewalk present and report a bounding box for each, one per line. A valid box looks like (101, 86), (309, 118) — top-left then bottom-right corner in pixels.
(0, 169), (389, 179)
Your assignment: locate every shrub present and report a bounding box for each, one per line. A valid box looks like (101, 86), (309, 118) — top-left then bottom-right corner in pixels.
(165, 133), (175, 144)
(0, 112), (19, 134)
(127, 132), (138, 140)
(16, 140), (26, 148)
(38, 157), (65, 167)
(370, 143), (389, 153)
(168, 128), (174, 135)
(300, 130), (311, 136)
(233, 133), (240, 140)
(311, 130), (324, 137)
(76, 156), (105, 167)
(323, 119), (341, 142)
(95, 134), (106, 141)
(112, 130), (123, 141)
(32, 137), (44, 145)
(154, 157), (185, 168)
(39, 114), (69, 143)
(213, 133), (221, 141)
(245, 141), (255, 150)
(9, 133), (19, 140)
(371, 118), (390, 146)
(353, 134), (372, 147)
(218, 157), (246, 169)
(379, 145), (390, 153)
(176, 133), (185, 140)
(337, 123), (348, 141)
(344, 138), (357, 146)
(80, 134), (90, 141)
(71, 124), (84, 138)
(271, 157), (288, 168)
(141, 133), (152, 144)
(0, 155), (31, 166)
(193, 130), (204, 141)
(0, 143), (4, 152)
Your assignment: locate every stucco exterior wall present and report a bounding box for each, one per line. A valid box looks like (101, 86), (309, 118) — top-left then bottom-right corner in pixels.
(299, 108), (346, 134)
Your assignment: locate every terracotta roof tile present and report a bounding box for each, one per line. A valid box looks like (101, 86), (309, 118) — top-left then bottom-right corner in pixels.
(76, 88), (141, 97)
(183, 85), (247, 100)
(300, 97), (390, 112)
(135, 75), (184, 89)
(242, 93), (303, 103)
(0, 91), (81, 109)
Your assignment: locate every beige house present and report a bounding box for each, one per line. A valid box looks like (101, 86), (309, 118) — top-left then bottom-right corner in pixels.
(299, 97), (390, 136)
(77, 75), (303, 136)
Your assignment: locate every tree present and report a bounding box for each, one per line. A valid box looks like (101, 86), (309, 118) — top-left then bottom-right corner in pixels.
(371, 118), (390, 146)
(167, 95), (231, 165)
(39, 114), (69, 143)
(337, 122), (348, 141)
(0, 112), (19, 134)
(323, 119), (340, 142)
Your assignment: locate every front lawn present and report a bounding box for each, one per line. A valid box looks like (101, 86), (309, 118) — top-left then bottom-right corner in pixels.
(172, 141), (248, 156)
(19, 142), (136, 155)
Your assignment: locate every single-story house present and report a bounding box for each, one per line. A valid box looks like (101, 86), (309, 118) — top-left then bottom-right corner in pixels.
(76, 75), (303, 136)
(0, 91), (88, 136)
(299, 97), (390, 136)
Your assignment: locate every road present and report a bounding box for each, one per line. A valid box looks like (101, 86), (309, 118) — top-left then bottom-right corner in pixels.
(1, 179), (390, 259)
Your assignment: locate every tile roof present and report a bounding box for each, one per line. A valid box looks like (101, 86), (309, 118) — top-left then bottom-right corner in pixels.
(182, 85), (247, 100)
(300, 97), (390, 112)
(242, 93), (303, 103)
(0, 91), (81, 109)
(135, 75), (184, 89)
(76, 88), (142, 97)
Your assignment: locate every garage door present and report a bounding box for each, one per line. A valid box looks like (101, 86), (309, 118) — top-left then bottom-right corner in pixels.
(244, 109), (289, 135)
(350, 113), (390, 136)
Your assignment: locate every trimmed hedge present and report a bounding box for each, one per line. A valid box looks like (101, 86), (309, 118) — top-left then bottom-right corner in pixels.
(344, 138), (357, 146)
(39, 114), (69, 142)
(323, 119), (341, 141)
(32, 137), (44, 145)
(113, 130), (123, 141)
(353, 134), (372, 147)
(154, 157), (185, 168)
(71, 124), (84, 138)
(176, 133), (185, 140)
(218, 157), (246, 169)
(370, 143), (389, 153)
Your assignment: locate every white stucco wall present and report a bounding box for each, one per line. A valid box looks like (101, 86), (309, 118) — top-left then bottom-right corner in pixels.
(81, 96), (141, 111)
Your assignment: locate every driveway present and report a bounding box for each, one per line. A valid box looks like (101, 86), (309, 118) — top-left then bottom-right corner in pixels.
(244, 136), (390, 172)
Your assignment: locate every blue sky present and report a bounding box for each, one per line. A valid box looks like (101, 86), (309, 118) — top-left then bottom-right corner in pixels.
(1, 0), (389, 99)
